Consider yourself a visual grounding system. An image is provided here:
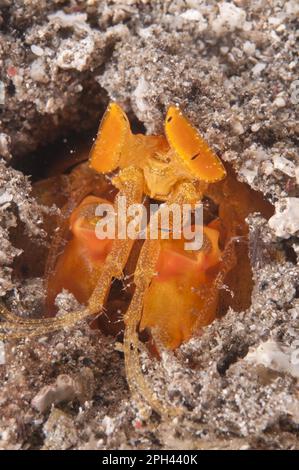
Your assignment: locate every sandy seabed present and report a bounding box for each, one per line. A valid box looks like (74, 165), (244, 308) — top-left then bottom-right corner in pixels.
(0, 1), (298, 450)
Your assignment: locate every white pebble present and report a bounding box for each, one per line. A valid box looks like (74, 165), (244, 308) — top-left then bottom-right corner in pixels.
(220, 46), (229, 55)
(31, 374), (76, 413)
(243, 41), (255, 56)
(180, 9), (207, 32)
(246, 340), (299, 379)
(30, 59), (47, 82)
(56, 37), (95, 72)
(31, 45), (44, 57)
(0, 341), (5, 365)
(252, 62), (266, 76)
(48, 11), (89, 31)
(285, 1), (299, 15)
(269, 197), (299, 238)
(273, 154), (296, 177)
(231, 118), (244, 135)
(240, 167), (257, 185)
(0, 133), (11, 159)
(0, 190), (13, 205)
(0, 81), (5, 105)
(180, 9), (202, 21)
(133, 76), (149, 114)
(262, 161), (274, 176)
(273, 97), (286, 108)
(251, 123), (260, 132)
(211, 2), (246, 36)
(102, 416), (115, 436)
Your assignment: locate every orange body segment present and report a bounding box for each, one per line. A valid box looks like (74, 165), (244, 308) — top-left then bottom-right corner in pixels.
(140, 222), (223, 349)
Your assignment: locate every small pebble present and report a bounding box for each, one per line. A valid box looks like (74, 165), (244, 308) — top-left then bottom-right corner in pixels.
(0, 341), (5, 365)
(31, 45), (44, 57)
(252, 63), (266, 76)
(273, 97), (286, 108)
(251, 123), (260, 132)
(0, 81), (5, 104)
(243, 41), (255, 56)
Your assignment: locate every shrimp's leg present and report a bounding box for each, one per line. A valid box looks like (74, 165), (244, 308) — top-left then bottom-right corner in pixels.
(124, 181), (200, 417)
(0, 167), (144, 339)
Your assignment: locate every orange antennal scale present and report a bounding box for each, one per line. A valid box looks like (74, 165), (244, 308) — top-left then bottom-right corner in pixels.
(165, 106), (226, 183)
(89, 102), (131, 173)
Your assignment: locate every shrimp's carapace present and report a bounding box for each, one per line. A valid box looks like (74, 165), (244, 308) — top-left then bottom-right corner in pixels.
(140, 223), (223, 349)
(47, 195), (114, 307)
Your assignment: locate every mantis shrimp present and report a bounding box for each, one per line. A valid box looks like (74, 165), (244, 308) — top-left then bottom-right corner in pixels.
(0, 103), (271, 416)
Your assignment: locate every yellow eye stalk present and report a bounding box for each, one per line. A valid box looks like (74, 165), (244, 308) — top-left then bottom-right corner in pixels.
(2, 102), (257, 419)
(165, 106), (226, 182)
(89, 102), (131, 173)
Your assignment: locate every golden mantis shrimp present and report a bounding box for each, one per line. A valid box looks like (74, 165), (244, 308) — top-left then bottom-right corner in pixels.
(0, 103), (272, 416)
